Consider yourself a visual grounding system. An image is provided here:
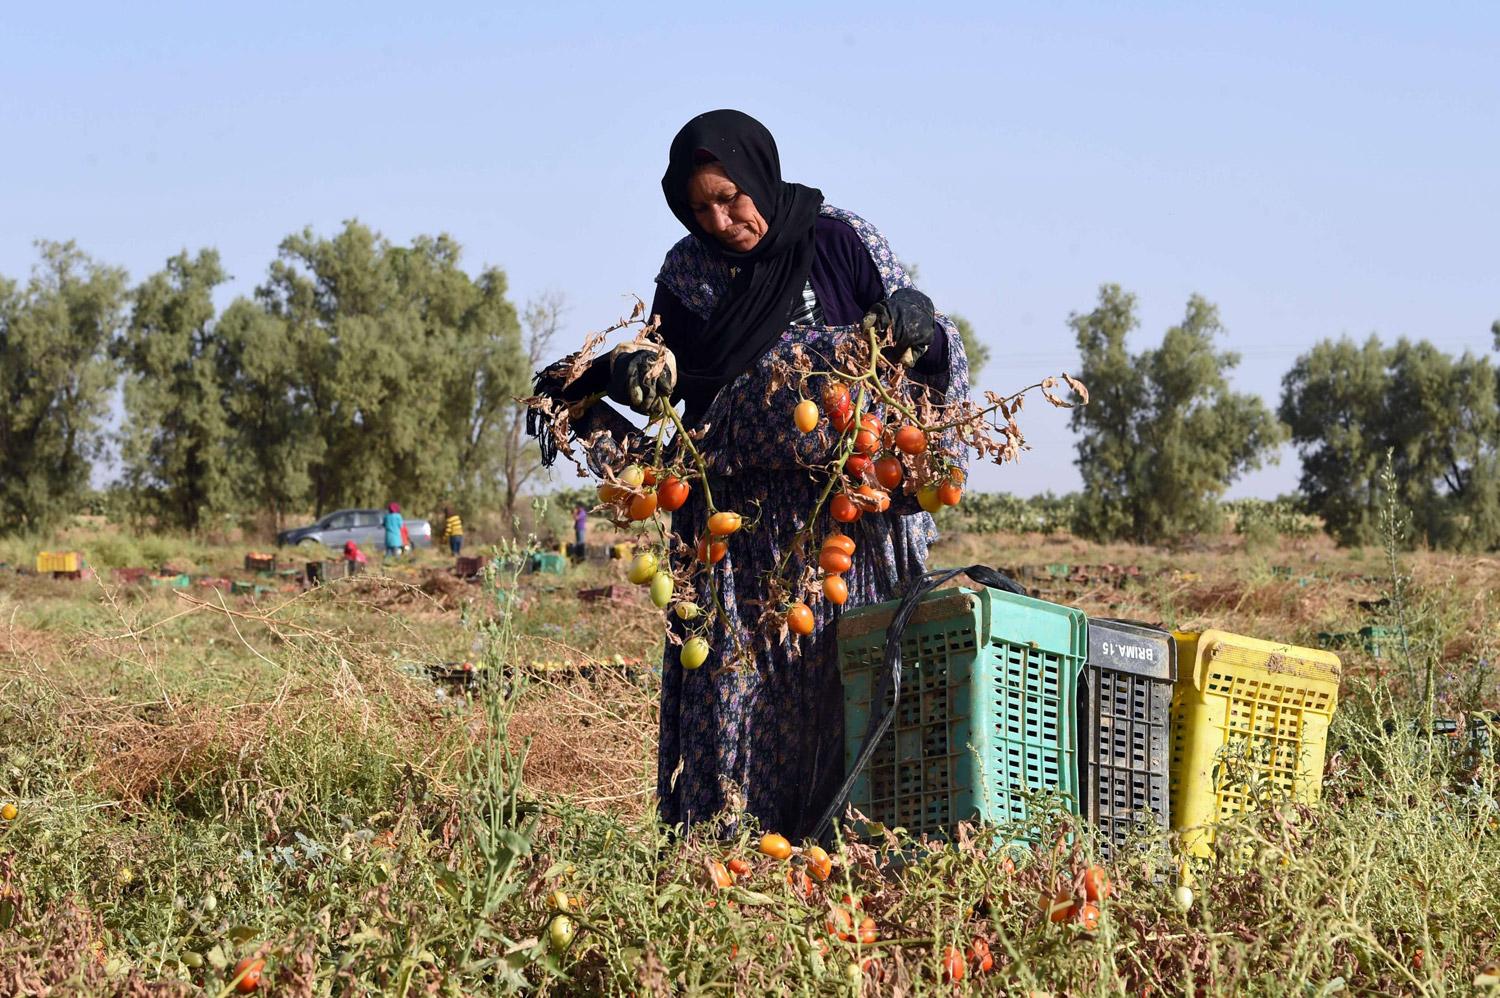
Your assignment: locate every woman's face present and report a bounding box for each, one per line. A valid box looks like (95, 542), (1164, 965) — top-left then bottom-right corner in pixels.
(686, 163), (768, 252)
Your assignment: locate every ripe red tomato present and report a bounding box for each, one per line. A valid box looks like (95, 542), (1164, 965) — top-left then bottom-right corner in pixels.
(821, 382), (850, 413)
(823, 575), (848, 605)
(829, 401), (855, 433)
(844, 453), (871, 478)
(821, 533), (856, 556)
(232, 957), (265, 993)
(894, 425), (927, 454)
(1082, 864), (1110, 902)
(968, 937), (993, 972)
(1074, 902), (1101, 931)
(874, 456), (903, 489)
(853, 414), (882, 455)
(695, 535), (727, 564)
(938, 480), (963, 507)
(627, 490), (658, 521)
(830, 495), (861, 523)
(787, 602), (815, 635)
(727, 857), (751, 877)
(794, 399), (819, 433)
(641, 466), (659, 486)
(942, 946), (965, 983)
(819, 548), (853, 573)
(657, 476), (690, 511)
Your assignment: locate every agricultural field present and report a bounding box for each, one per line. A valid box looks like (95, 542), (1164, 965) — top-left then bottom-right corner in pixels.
(1, 516), (1498, 995)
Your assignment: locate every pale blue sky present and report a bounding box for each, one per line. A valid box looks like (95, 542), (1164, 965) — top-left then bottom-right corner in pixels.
(4, 2), (1497, 497)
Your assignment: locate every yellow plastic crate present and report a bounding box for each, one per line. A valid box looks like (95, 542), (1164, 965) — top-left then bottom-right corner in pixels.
(36, 551), (81, 573)
(1169, 630), (1340, 857)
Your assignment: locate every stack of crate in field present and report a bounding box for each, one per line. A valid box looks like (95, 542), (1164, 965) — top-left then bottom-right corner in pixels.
(837, 582), (1342, 861)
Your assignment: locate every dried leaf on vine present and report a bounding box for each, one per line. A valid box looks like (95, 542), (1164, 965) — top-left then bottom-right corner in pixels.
(1063, 372), (1090, 405)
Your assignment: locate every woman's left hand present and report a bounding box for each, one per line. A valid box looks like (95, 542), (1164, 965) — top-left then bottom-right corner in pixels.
(863, 287), (936, 366)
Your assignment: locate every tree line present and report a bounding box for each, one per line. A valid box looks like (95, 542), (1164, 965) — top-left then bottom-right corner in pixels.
(2, 231), (1495, 549)
(1069, 284), (1500, 549)
(1, 224), (558, 535)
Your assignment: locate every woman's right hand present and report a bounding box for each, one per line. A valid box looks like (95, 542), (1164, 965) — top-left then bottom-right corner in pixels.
(607, 343), (678, 414)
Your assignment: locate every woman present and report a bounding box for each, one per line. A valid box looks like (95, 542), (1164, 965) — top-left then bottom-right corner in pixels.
(533, 110), (968, 840)
(382, 502), (404, 558)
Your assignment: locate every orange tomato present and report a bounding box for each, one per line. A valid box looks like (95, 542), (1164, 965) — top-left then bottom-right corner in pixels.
(232, 957), (265, 993)
(942, 946), (965, 983)
(968, 937), (993, 972)
(627, 490), (658, 521)
(803, 845), (832, 881)
(708, 860), (735, 890)
(758, 832), (793, 861)
(830, 495), (861, 523)
(794, 399), (819, 433)
(785, 867), (815, 900)
(658, 476), (690, 511)
(824, 575), (849, 605)
(641, 466), (659, 486)
(1043, 892), (1075, 923)
(894, 425), (927, 454)
(821, 533), (856, 556)
(1074, 902), (1101, 931)
(857, 916), (877, 945)
(827, 906), (855, 941)
(1082, 864), (1110, 903)
(787, 602), (815, 635)
(938, 480), (963, 507)
(857, 484), (890, 512)
(708, 511), (742, 535)
(695, 535), (727, 564)
(874, 455), (904, 489)
(727, 857), (751, 877)
(819, 548), (852, 573)
(598, 482), (626, 503)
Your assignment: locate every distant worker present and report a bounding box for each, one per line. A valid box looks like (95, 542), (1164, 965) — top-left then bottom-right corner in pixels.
(343, 540), (368, 574)
(383, 502), (404, 558)
(574, 504), (588, 549)
(441, 507), (464, 556)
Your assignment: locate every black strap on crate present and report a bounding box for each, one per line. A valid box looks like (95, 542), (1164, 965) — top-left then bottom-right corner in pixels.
(811, 564), (1025, 842)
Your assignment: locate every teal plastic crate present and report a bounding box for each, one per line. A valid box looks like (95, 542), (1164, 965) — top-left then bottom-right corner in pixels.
(529, 552), (567, 575)
(838, 586), (1085, 840)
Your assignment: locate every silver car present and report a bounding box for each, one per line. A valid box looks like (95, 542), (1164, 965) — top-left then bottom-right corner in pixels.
(276, 508), (433, 550)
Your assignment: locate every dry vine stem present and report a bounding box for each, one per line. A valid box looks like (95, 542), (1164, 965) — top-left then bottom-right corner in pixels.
(524, 304), (1087, 669)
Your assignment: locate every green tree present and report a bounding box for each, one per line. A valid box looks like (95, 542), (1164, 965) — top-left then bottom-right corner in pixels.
(1278, 336), (1390, 545)
(1283, 335), (1500, 549)
(1070, 284), (1284, 543)
(114, 249), (235, 529)
(250, 221), (523, 517)
(0, 242), (127, 534)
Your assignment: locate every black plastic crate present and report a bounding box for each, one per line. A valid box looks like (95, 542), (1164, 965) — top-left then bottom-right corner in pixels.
(1080, 618), (1176, 858)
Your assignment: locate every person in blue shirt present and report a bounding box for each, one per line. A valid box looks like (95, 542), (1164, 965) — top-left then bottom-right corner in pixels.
(382, 502), (404, 557)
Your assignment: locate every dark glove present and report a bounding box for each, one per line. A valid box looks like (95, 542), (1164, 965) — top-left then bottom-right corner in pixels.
(607, 345), (678, 415)
(863, 287), (936, 366)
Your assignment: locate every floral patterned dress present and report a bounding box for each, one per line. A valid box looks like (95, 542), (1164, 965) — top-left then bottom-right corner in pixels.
(589, 206), (970, 840)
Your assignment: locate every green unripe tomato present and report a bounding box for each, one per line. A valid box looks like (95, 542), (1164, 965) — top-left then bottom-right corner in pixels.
(681, 637), (710, 670)
(548, 913), (576, 953)
(649, 571), (674, 608)
(627, 552), (658, 585)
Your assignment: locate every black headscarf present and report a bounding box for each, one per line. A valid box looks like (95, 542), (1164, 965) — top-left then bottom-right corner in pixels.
(659, 110), (824, 419)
